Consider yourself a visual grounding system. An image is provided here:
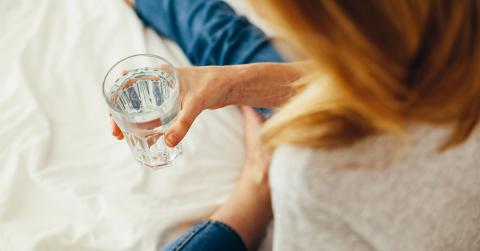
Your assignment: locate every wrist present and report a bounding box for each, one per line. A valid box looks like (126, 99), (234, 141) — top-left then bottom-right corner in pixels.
(222, 62), (300, 107)
(219, 65), (252, 106)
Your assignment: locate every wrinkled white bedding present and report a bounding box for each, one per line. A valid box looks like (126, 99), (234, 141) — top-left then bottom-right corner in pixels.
(0, 0), (271, 250)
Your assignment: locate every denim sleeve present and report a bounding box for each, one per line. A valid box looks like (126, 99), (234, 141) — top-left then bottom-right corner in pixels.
(134, 0), (284, 66)
(134, 0), (282, 118)
(164, 220), (247, 251)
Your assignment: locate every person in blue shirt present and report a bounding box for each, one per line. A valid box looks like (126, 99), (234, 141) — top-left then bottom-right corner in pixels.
(121, 0), (284, 250)
(113, 1), (480, 251)
(133, 0), (284, 118)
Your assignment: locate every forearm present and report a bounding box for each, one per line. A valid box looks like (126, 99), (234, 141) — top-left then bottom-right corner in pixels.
(222, 62), (303, 108)
(163, 107), (270, 251)
(163, 175), (270, 251)
(210, 178), (271, 250)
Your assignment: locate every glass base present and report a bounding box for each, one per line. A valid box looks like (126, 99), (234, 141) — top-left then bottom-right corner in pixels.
(135, 145), (182, 170)
(125, 130), (182, 170)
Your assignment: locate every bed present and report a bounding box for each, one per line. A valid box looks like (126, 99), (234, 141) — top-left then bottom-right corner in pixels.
(0, 0), (272, 250)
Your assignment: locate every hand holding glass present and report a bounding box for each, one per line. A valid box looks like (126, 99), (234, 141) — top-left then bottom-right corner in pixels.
(103, 54), (182, 169)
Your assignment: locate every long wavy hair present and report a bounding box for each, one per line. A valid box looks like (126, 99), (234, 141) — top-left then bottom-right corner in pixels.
(251, 0), (480, 152)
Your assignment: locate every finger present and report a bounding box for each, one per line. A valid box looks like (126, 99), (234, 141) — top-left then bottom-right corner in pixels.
(110, 116), (124, 140)
(241, 106), (264, 125)
(165, 100), (202, 147)
(110, 116), (119, 136)
(156, 64), (174, 75)
(116, 133), (125, 140)
(241, 106), (265, 147)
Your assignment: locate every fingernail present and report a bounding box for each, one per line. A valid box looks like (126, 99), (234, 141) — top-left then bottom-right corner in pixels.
(165, 134), (177, 147)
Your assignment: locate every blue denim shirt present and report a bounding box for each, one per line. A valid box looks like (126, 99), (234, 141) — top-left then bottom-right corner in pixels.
(164, 220), (247, 251)
(133, 1), (283, 249)
(135, 0), (284, 118)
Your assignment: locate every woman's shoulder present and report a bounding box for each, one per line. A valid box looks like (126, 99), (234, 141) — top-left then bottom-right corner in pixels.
(272, 124), (480, 171)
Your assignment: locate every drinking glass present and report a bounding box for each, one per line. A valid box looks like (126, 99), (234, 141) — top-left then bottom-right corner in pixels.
(103, 54), (182, 169)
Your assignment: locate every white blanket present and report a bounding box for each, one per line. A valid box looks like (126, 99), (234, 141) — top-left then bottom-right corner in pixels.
(0, 0), (272, 250)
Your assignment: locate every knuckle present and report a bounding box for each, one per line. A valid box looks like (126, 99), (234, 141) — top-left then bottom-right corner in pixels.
(177, 118), (191, 130)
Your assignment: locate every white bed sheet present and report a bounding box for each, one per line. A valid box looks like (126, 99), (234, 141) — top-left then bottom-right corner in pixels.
(0, 0), (272, 250)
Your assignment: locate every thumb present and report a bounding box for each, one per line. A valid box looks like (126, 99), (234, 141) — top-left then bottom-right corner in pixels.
(165, 101), (202, 147)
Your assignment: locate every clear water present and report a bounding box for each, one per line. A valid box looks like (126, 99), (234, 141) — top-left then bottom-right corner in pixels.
(110, 67), (181, 168)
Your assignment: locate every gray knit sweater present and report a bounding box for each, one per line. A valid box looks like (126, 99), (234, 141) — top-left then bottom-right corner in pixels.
(269, 125), (480, 251)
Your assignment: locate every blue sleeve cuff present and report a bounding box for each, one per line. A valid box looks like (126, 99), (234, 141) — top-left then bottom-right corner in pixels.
(164, 220), (247, 251)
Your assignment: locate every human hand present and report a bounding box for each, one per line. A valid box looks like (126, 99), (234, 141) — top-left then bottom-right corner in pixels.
(239, 106), (270, 186)
(209, 107), (271, 250)
(110, 62), (300, 145)
(110, 66), (234, 146)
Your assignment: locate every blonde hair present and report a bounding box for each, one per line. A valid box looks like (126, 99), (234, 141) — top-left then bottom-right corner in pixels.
(252, 0), (480, 152)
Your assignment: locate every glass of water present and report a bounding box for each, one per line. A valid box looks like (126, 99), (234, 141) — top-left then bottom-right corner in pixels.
(102, 54), (182, 169)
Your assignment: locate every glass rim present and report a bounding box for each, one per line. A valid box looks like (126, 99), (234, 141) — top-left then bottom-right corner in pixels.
(102, 53), (178, 114)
